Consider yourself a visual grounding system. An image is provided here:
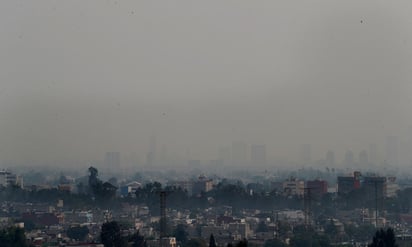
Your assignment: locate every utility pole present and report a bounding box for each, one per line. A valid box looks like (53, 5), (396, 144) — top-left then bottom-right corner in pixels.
(375, 181), (378, 227)
(304, 187), (312, 230)
(160, 191), (167, 239)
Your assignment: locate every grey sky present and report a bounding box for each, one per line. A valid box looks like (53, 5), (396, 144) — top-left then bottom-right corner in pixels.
(0, 1), (411, 164)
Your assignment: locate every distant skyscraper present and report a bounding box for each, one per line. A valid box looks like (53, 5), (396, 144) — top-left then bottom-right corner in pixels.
(344, 150), (355, 167)
(359, 150), (368, 166)
(385, 136), (399, 166)
(299, 144), (311, 165)
(251, 145), (267, 166)
(104, 152), (120, 174)
(325, 150), (335, 167)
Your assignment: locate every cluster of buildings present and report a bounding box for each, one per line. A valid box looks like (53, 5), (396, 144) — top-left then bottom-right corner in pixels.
(337, 171), (399, 198)
(0, 168), (409, 246)
(0, 170), (23, 188)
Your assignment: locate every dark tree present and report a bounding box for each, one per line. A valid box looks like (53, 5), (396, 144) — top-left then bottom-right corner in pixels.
(67, 226), (89, 241)
(173, 224), (188, 245)
(209, 234), (217, 247)
(264, 239), (287, 247)
(0, 227), (28, 247)
(185, 238), (207, 247)
(290, 226), (330, 247)
(129, 231), (147, 247)
(369, 228), (397, 247)
(256, 221), (269, 233)
(235, 239), (248, 247)
(100, 221), (127, 247)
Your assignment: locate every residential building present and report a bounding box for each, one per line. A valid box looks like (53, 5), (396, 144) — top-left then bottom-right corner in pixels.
(282, 177), (305, 196)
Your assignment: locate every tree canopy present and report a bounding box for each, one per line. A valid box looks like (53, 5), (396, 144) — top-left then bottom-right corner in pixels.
(369, 228), (397, 247)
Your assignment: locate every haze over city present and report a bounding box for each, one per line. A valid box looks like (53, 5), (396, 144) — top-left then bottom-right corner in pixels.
(1, 1), (412, 170)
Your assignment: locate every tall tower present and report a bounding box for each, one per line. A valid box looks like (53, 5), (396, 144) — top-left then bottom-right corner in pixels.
(303, 187), (312, 229)
(159, 191), (167, 239)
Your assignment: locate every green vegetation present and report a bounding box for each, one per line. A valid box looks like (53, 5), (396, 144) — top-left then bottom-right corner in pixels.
(369, 228), (397, 247)
(0, 226), (28, 247)
(66, 225), (89, 241)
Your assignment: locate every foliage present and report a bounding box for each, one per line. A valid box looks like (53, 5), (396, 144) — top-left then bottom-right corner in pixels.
(235, 239), (248, 247)
(290, 226), (330, 247)
(0, 226), (28, 247)
(264, 239), (287, 247)
(209, 234), (217, 247)
(256, 221), (269, 233)
(368, 228), (397, 247)
(345, 224), (376, 242)
(100, 221), (127, 247)
(173, 224), (188, 245)
(88, 167), (117, 201)
(128, 231), (147, 247)
(185, 238), (207, 247)
(67, 225), (89, 241)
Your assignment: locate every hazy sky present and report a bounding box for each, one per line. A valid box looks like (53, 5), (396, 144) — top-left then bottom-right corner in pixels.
(1, 1), (412, 164)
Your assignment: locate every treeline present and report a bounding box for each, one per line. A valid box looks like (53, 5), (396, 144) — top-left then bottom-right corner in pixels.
(2, 167), (412, 218)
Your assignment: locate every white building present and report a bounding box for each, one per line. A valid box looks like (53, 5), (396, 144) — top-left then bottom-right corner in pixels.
(282, 177), (304, 196)
(0, 170), (23, 188)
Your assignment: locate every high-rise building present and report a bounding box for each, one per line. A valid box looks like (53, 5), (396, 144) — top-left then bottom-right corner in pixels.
(0, 170), (23, 188)
(362, 176), (386, 201)
(251, 144), (266, 166)
(385, 136), (399, 166)
(283, 177), (305, 196)
(104, 152), (120, 173)
(306, 179), (328, 199)
(337, 171), (361, 194)
(300, 144), (311, 165)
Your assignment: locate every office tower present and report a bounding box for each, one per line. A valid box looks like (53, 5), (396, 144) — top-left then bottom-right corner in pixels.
(369, 143), (378, 166)
(385, 136), (399, 166)
(344, 150), (355, 167)
(359, 150), (369, 166)
(300, 144), (311, 165)
(104, 152), (120, 174)
(306, 179), (328, 199)
(325, 150), (335, 167)
(337, 172), (361, 194)
(251, 144), (267, 166)
(231, 141), (248, 166)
